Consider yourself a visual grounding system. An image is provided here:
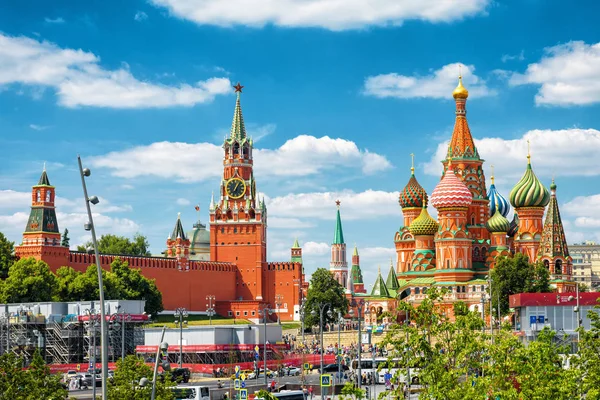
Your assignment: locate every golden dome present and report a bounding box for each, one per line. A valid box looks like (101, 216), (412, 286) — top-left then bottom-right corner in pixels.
(452, 76), (469, 99)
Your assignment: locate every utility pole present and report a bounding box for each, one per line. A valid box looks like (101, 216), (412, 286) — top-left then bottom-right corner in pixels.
(174, 308), (188, 368)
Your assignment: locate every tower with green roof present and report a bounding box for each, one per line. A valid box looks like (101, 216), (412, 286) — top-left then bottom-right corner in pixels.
(330, 200), (348, 287)
(15, 166), (70, 270)
(291, 238), (303, 265)
(536, 180), (573, 284)
(350, 245), (366, 293)
(370, 266), (391, 298)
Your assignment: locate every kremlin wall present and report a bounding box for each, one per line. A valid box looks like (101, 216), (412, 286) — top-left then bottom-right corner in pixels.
(14, 78), (575, 323)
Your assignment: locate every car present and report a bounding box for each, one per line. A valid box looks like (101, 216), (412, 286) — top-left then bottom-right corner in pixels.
(248, 369), (277, 379)
(159, 367), (191, 383)
(282, 366), (301, 376)
(322, 364), (349, 373)
(63, 370), (78, 382)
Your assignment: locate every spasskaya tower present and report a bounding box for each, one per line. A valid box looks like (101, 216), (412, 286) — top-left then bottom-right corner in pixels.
(209, 83), (267, 301)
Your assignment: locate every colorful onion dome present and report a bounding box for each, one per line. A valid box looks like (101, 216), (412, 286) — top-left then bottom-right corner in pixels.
(430, 163), (473, 209)
(507, 213), (519, 237)
(487, 176), (510, 217)
(409, 205), (439, 236)
(486, 207), (510, 233)
(452, 75), (469, 100)
(399, 172), (428, 208)
(509, 160), (550, 208)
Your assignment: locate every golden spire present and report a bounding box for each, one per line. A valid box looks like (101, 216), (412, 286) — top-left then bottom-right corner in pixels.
(527, 139), (531, 164)
(410, 153), (415, 175)
(452, 71), (469, 100)
(491, 164), (495, 185)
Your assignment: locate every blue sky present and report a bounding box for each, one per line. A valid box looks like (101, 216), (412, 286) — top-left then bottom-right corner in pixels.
(1, 0), (600, 286)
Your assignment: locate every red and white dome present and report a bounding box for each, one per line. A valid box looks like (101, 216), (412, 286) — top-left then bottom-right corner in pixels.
(430, 164), (473, 209)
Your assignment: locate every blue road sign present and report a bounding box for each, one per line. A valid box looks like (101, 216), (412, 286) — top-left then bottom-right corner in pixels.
(234, 379), (241, 390)
(240, 389), (248, 400)
(255, 353), (259, 360)
(241, 381), (246, 388)
(530, 316), (537, 324)
(537, 316), (545, 323)
(320, 374), (332, 387)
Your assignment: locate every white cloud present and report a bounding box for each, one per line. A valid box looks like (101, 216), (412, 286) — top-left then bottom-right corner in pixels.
(425, 128), (600, 180)
(302, 241), (331, 256)
(29, 124), (49, 131)
(134, 11), (149, 22)
(249, 123), (276, 142)
(0, 190), (31, 209)
(0, 33), (231, 108)
(268, 217), (315, 229)
(176, 198), (191, 206)
(89, 135), (392, 182)
(363, 63), (494, 99)
(510, 41), (600, 106)
(266, 189), (399, 221)
(574, 217), (600, 229)
(501, 50), (524, 63)
(150, 0), (490, 30)
(44, 17), (65, 24)
(563, 194), (600, 218)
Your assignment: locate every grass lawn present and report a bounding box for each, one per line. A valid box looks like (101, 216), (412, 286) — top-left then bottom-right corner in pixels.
(147, 314), (251, 328)
(280, 322), (301, 330)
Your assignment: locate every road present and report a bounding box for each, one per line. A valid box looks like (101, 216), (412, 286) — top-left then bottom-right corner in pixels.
(67, 374), (420, 399)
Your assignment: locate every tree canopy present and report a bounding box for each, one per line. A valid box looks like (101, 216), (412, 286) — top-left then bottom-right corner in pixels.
(108, 355), (175, 400)
(0, 350), (67, 400)
(380, 288), (583, 400)
(0, 231), (16, 279)
(77, 233), (151, 256)
(0, 258), (57, 303)
(303, 268), (348, 327)
(490, 253), (551, 315)
(2, 257), (163, 315)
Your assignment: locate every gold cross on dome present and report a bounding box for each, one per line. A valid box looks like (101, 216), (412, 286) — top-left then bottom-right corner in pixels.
(410, 153), (415, 173)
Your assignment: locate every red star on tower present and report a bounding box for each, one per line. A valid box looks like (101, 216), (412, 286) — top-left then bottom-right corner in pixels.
(335, 200), (341, 208)
(233, 82), (244, 93)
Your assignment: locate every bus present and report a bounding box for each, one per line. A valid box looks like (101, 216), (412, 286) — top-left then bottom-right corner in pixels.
(273, 390), (307, 400)
(170, 385), (210, 400)
(350, 358), (420, 385)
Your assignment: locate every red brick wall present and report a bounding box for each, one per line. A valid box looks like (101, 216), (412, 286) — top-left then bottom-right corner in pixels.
(263, 262), (302, 321)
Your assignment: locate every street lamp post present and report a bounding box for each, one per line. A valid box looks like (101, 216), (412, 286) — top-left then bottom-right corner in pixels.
(258, 304), (273, 387)
(206, 295), (216, 325)
(119, 312), (131, 361)
(85, 308), (99, 400)
(78, 156), (109, 400)
(151, 326), (170, 400)
(336, 311), (344, 383)
(349, 299), (368, 388)
(275, 294), (284, 325)
(311, 303), (333, 376)
(174, 308), (188, 368)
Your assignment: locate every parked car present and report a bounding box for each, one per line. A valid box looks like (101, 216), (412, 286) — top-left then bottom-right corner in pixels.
(248, 369), (277, 379)
(159, 367), (191, 383)
(282, 366), (301, 376)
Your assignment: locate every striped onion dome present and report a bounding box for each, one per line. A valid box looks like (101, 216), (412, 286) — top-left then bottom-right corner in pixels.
(399, 172), (428, 209)
(409, 205), (439, 236)
(509, 161), (550, 208)
(488, 183), (510, 217)
(430, 163), (473, 209)
(507, 213), (519, 237)
(486, 207), (510, 233)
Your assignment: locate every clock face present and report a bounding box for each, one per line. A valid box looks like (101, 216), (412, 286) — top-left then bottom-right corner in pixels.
(226, 178), (246, 199)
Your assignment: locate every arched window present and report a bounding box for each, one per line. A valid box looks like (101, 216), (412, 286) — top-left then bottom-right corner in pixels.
(555, 260), (563, 274)
(45, 190), (51, 202)
(543, 260), (550, 269)
(474, 248), (480, 259)
(36, 190), (41, 202)
(415, 287), (420, 294)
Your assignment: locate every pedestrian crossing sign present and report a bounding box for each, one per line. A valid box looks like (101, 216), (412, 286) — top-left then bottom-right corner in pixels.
(234, 379), (241, 390)
(320, 374), (332, 387)
(240, 389), (248, 400)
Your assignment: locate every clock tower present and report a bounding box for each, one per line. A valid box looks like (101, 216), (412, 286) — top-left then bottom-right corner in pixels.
(209, 83), (267, 301)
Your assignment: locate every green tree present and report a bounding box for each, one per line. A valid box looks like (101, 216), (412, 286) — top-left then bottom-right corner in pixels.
(1, 258), (57, 303)
(0, 231), (16, 279)
(572, 299), (600, 399)
(110, 258), (164, 315)
(303, 268), (348, 327)
(339, 382), (365, 400)
(490, 254), (551, 316)
(77, 233), (151, 256)
(61, 228), (70, 247)
(0, 351), (67, 400)
(108, 355), (175, 400)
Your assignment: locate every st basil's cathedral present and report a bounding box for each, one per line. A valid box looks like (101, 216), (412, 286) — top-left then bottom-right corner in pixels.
(328, 76), (575, 324)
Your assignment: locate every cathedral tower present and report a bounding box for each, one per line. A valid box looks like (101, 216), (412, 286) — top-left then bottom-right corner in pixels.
(209, 83), (267, 300)
(330, 200), (348, 286)
(430, 162), (474, 282)
(485, 198), (511, 269)
(509, 148), (550, 262)
(15, 167), (69, 270)
(396, 155), (428, 274)
(408, 202), (438, 273)
(537, 180), (573, 283)
(350, 246), (366, 294)
(441, 76), (490, 242)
